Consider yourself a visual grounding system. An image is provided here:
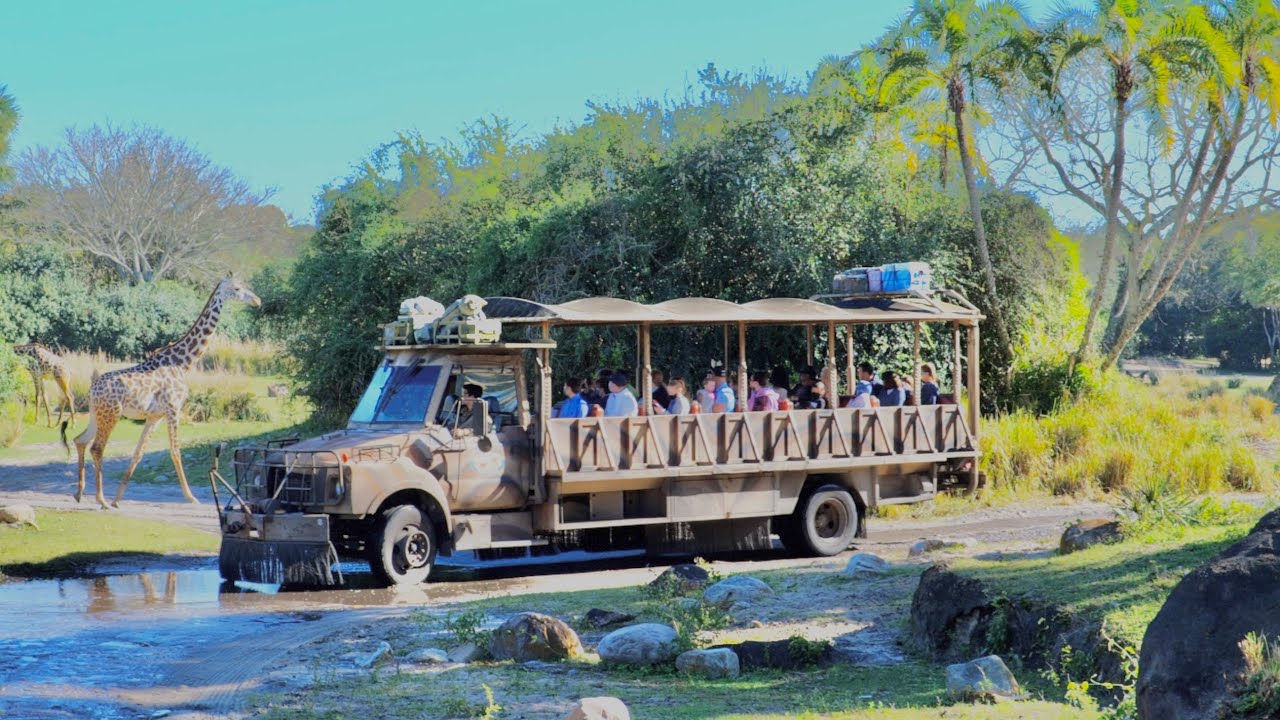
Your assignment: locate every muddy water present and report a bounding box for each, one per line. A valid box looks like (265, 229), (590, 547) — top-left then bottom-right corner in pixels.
(0, 550), (657, 719)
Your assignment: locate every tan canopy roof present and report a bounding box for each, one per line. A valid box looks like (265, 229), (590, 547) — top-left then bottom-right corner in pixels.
(483, 294), (982, 327)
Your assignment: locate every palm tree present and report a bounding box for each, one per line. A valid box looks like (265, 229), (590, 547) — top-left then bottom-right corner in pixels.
(1042, 0), (1226, 369)
(1098, 0), (1280, 368)
(876, 0), (1030, 357)
(0, 85), (19, 185)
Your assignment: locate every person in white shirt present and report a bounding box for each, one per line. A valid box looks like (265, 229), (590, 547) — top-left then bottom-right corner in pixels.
(604, 371), (639, 417)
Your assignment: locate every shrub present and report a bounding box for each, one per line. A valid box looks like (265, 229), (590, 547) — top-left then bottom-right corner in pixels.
(0, 400), (24, 448)
(185, 389), (270, 423)
(1227, 378), (1245, 390)
(1246, 395), (1276, 422)
(1098, 447), (1142, 493)
(1233, 632), (1280, 717)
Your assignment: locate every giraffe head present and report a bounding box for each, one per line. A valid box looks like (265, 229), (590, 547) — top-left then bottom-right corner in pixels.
(215, 273), (262, 308)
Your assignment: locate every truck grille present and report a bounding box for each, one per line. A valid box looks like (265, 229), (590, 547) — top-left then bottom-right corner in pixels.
(268, 467), (323, 505)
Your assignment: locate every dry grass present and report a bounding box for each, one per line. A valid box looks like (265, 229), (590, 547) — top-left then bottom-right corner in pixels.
(984, 372), (1280, 499)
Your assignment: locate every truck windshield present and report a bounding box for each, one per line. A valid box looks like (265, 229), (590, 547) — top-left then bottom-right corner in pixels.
(350, 363), (442, 424)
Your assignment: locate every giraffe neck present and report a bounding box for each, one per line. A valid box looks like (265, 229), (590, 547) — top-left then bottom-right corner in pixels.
(150, 290), (224, 371)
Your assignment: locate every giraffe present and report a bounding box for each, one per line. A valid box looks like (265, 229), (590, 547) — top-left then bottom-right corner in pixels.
(13, 342), (75, 428)
(61, 274), (261, 509)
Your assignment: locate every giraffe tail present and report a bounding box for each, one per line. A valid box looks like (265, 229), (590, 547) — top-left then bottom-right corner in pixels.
(60, 420), (70, 456)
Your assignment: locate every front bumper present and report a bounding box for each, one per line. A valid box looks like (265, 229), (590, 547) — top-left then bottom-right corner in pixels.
(218, 511), (342, 586)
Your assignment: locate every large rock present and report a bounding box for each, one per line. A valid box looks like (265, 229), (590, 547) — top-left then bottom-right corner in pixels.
(709, 638), (832, 671)
(675, 647), (740, 679)
(405, 647), (449, 664)
(1059, 519), (1122, 554)
(565, 697), (630, 720)
(910, 563), (993, 660)
(649, 563), (712, 595)
(703, 576), (773, 608)
(908, 536), (977, 557)
(489, 612), (583, 662)
(946, 655), (1023, 701)
(843, 552), (889, 577)
(1137, 509), (1280, 719)
(447, 642), (486, 663)
(583, 608), (635, 629)
(596, 623), (679, 666)
(0, 504), (38, 529)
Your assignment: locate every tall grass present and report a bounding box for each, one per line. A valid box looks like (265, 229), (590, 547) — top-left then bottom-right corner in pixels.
(984, 372), (1279, 498)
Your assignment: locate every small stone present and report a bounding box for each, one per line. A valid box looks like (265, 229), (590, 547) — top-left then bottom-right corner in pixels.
(584, 608), (636, 629)
(703, 576), (773, 608)
(406, 648), (449, 664)
(945, 655), (1023, 701)
(649, 563), (712, 595)
(909, 537), (977, 557)
(354, 641), (393, 669)
(843, 552), (889, 576)
(596, 623), (679, 666)
(565, 696), (631, 720)
(750, 620), (765, 629)
(1059, 519), (1123, 554)
(489, 612), (583, 662)
(447, 642), (485, 663)
(150, 712), (172, 719)
(676, 647), (740, 679)
(0, 504), (38, 529)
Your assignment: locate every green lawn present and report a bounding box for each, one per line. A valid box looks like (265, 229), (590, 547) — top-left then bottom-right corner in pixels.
(952, 519), (1260, 647)
(0, 508), (218, 577)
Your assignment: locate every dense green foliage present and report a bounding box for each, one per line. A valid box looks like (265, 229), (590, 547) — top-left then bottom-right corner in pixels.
(277, 72), (1086, 418)
(0, 240), (256, 358)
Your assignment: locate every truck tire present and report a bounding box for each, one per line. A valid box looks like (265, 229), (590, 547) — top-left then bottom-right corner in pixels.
(368, 504), (437, 586)
(778, 485), (858, 556)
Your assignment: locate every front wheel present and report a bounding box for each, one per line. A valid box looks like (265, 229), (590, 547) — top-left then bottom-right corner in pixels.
(777, 485), (859, 556)
(368, 504), (437, 586)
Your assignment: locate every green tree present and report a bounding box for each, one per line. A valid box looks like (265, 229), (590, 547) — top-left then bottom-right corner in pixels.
(0, 85), (18, 185)
(874, 0), (1032, 359)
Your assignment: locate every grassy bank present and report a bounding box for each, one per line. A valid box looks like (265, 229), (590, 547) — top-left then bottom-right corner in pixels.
(0, 508), (218, 577)
(984, 372), (1278, 499)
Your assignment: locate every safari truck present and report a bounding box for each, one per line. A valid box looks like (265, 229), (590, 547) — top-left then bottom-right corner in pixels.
(213, 290), (984, 586)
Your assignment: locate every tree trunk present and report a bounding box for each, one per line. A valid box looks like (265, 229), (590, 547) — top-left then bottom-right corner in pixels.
(953, 100), (1012, 356)
(1071, 96), (1128, 370)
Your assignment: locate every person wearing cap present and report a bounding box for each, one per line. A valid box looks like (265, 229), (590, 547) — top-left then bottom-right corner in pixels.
(710, 367), (736, 413)
(604, 371), (639, 417)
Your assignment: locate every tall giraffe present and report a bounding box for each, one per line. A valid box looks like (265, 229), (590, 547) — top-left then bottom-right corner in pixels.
(13, 342), (75, 428)
(62, 275), (261, 509)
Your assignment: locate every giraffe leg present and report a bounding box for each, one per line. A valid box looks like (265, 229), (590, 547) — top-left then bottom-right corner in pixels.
(166, 414), (199, 504)
(73, 414), (96, 503)
(53, 372), (74, 429)
(90, 413), (118, 510)
(39, 377), (53, 428)
(111, 417), (160, 508)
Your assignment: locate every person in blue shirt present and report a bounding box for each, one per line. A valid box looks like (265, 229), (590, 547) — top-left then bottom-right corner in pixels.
(920, 364), (940, 405)
(559, 377), (590, 419)
(880, 370), (909, 407)
(604, 371), (639, 417)
(710, 367), (736, 413)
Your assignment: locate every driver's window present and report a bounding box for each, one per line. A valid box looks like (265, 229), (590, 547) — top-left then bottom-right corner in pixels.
(442, 363), (518, 430)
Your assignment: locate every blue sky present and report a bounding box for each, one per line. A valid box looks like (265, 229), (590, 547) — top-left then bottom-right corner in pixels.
(3, 0), (1070, 223)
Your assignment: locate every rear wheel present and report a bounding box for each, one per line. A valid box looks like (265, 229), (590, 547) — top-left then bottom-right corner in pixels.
(777, 485), (858, 556)
(368, 504), (437, 586)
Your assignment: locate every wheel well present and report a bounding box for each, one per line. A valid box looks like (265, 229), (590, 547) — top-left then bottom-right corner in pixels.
(375, 489), (450, 551)
(803, 473), (868, 539)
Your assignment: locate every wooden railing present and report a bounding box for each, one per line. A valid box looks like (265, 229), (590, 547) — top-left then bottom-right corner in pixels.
(542, 405), (976, 477)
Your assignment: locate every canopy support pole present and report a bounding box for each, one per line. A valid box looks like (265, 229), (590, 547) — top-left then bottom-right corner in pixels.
(640, 323), (653, 415)
(823, 321), (838, 395)
(966, 321), (981, 492)
(537, 321), (552, 425)
(844, 324), (855, 396)
(952, 322), (962, 398)
(723, 326), (729, 373)
(805, 325), (813, 365)
(737, 322), (748, 412)
(912, 321), (922, 406)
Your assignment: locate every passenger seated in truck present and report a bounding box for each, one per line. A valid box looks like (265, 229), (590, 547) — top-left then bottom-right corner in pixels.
(655, 377), (690, 415)
(879, 371), (909, 407)
(857, 362), (884, 400)
(792, 366), (817, 406)
(453, 383), (487, 437)
(584, 369), (611, 410)
(709, 367), (736, 413)
(805, 381), (831, 409)
(651, 370), (671, 412)
(604, 371), (639, 417)
(748, 371), (780, 411)
(559, 377), (590, 419)
(770, 366), (792, 398)
(920, 364), (940, 405)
